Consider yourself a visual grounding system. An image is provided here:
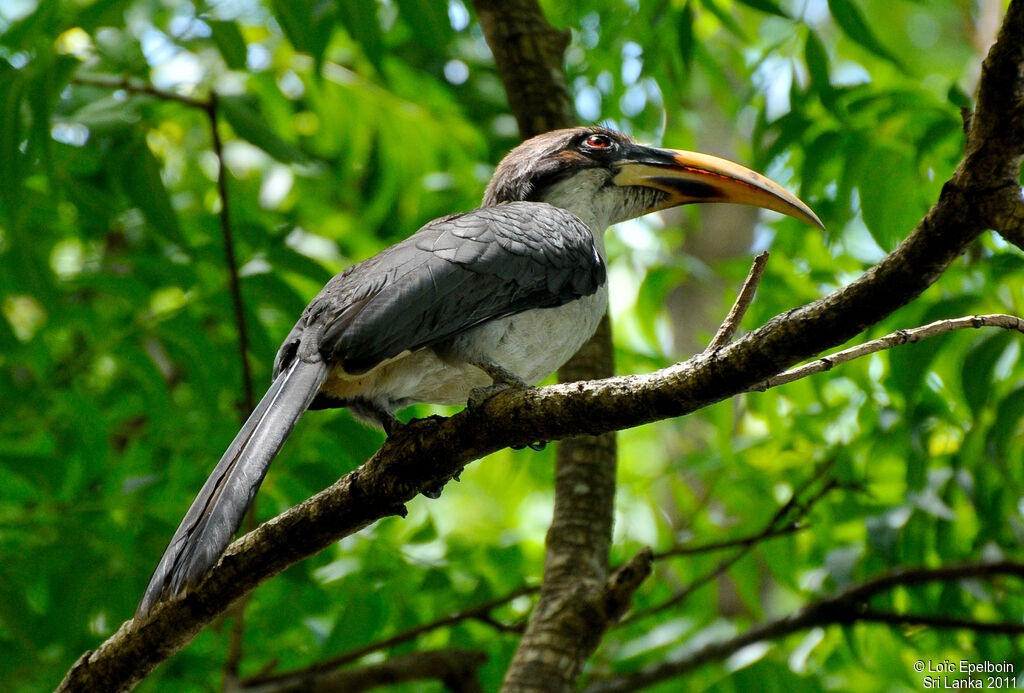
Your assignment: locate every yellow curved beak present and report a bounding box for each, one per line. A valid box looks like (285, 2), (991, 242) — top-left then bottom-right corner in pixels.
(613, 145), (824, 229)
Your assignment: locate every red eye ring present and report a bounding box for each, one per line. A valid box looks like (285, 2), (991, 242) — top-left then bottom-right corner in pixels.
(583, 134), (612, 149)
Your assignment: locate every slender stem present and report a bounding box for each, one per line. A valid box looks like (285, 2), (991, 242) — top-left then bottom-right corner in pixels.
(623, 464), (839, 626)
(705, 251), (770, 352)
(584, 561), (1024, 693)
(73, 75), (257, 686)
(651, 522), (803, 560)
(241, 586), (534, 688)
(751, 313), (1024, 392)
(206, 92), (255, 416)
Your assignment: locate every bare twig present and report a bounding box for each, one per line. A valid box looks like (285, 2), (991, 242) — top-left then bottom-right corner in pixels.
(750, 313), (1024, 392)
(652, 522), (803, 561)
(240, 648), (487, 693)
(206, 91), (256, 415)
(74, 74), (258, 688)
(72, 75), (210, 109)
(584, 561), (1024, 693)
(72, 77), (256, 415)
(56, 0), (1024, 688)
(240, 586), (534, 689)
(623, 462), (839, 626)
(705, 252), (770, 352)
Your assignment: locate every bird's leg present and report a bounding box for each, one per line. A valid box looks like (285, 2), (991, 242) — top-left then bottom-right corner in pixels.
(422, 465), (465, 500)
(467, 360), (547, 451)
(466, 358), (529, 414)
(380, 412), (403, 437)
(511, 441), (548, 451)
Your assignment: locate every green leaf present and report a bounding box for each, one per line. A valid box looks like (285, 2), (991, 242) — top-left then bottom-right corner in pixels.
(115, 136), (185, 246)
(827, 0), (905, 71)
(699, 0), (747, 41)
(270, 0), (337, 67)
(336, 0), (384, 66)
(804, 30), (832, 99)
(676, 1), (695, 75)
(857, 145), (921, 250)
(219, 95), (307, 163)
(960, 331), (1014, 416)
(0, 63), (27, 229)
(395, 0), (453, 48)
(208, 20), (248, 71)
(989, 386), (1024, 460)
(735, 0), (790, 19)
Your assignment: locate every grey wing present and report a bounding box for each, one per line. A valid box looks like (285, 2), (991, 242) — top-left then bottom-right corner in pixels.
(274, 201), (604, 376)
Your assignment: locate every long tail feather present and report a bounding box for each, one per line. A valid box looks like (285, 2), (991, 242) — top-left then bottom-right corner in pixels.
(136, 357), (329, 618)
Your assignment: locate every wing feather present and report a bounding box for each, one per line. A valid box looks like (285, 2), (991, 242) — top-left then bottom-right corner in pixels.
(273, 201), (605, 377)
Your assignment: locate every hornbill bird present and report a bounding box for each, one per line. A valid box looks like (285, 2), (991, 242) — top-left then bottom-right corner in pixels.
(137, 126), (821, 618)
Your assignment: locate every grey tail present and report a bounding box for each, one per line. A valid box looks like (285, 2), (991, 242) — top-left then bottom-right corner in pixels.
(136, 357), (330, 619)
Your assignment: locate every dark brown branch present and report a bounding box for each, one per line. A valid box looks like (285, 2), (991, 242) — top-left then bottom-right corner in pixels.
(856, 608), (1024, 634)
(475, 1), (630, 691)
(71, 78), (256, 416)
(239, 648), (487, 693)
(56, 1), (1024, 690)
(240, 586), (534, 689)
(705, 252), (770, 352)
(624, 464), (838, 626)
(651, 522), (803, 561)
(73, 74), (258, 690)
(71, 75), (210, 110)
(583, 561), (1024, 693)
(207, 91), (256, 417)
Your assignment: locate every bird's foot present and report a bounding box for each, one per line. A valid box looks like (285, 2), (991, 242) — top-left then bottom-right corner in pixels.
(422, 466), (465, 499)
(467, 360), (530, 415)
(467, 381), (517, 414)
(511, 440), (548, 451)
(383, 414), (446, 440)
(380, 413), (405, 438)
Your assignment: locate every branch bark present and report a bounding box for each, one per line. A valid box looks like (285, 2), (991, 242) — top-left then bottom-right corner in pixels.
(583, 561), (1024, 693)
(239, 648), (487, 693)
(56, 1), (1024, 690)
(752, 313), (1024, 391)
(475, 2), (632, 691)
(238, 587), (533, 690)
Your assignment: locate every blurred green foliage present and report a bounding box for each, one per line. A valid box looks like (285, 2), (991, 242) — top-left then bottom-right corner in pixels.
(0, 0), (1022, 691)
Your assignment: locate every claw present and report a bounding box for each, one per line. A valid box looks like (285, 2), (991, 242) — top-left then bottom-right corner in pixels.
(468, 382), (514, 414)
(511, 440), (548, 451)
(422, 466), (464, 498)
(380, 412), (404, 438)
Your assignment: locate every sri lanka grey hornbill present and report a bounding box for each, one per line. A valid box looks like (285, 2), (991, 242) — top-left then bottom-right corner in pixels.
(136, 126), (822, 618)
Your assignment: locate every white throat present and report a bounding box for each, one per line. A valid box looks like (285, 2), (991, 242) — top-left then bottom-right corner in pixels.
(534, 169), (655, 259)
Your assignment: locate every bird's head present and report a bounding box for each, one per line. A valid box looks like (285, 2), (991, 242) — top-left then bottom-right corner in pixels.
(482, 126), (822, 232)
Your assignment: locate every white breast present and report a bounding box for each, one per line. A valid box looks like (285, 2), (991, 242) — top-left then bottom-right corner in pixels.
(323, 285), (609, 411)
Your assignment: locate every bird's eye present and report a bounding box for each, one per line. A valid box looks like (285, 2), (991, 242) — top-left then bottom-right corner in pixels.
(582, 134), (613, 150)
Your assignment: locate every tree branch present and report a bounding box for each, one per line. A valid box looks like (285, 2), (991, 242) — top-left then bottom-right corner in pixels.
(705, 252), (770, 352)
(583, 561), (1024, 693)
(624, 462), (839, 626)
(239, 648), (487, 693)
(71, 76), (256, 415)
(56, 1), (1024, 690)
(751, 313), (1024, 392)
(71, 73), (258, 691)
(238, 587), (534, 690)
(475, 1), (630, 691)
